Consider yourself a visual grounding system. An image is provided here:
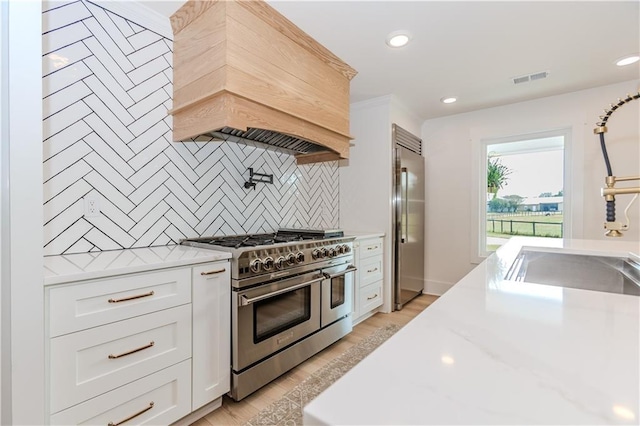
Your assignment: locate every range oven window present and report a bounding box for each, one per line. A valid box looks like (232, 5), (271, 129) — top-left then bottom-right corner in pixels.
(330, 275), (346, 309)
(253, 286), (311, 343)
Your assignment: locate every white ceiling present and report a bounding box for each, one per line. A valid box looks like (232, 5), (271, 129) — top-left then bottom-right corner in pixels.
(143, 0), (640, 121)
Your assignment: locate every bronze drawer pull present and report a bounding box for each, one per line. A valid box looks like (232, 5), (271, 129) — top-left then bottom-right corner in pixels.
(201, 268), (226, 276)
(108, 291), (154, 303)
(108, 341), (155, 359)
(107, 401), (154, 426)
(367, 267), (378, 273)
(367, 246), (379, 251)
(367, 294), (378, 300)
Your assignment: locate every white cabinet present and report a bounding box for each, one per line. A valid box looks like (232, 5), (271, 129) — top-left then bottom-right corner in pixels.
(352, 236), (384, 324)
(191, 263), (231, 411)
(50, 305), (192, 413)
(50, 361), (192, 426)
(48, 268), (191, 337)
(45, 259), (230, 425)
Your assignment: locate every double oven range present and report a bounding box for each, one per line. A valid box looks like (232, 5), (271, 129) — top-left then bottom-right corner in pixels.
(182, 229), (356, 400)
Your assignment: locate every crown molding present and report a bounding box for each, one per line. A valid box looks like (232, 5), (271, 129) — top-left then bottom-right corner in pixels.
(87, 0), (173, 40)
(350, 95), (393, 112)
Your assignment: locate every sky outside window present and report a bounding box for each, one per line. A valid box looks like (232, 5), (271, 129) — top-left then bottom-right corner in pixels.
(497, 150), (564, 198)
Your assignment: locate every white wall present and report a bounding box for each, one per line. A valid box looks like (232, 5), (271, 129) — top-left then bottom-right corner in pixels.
(390, 97), (423, 139)
(341, 95), (425, 311)
(341, 96), (393, 310)
(422, 80), (640, 290)
(0, 3), (5, 421)
(7, 1), (45, 424)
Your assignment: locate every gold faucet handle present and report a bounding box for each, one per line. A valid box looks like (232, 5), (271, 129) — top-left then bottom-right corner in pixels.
(604, 221), (627, 237)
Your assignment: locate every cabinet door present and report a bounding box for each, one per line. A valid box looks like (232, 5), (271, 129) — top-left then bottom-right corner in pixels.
(191, 261), (231, 410)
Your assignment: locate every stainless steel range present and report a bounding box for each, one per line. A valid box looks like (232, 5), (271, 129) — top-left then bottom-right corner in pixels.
(182, 229), (356, 400)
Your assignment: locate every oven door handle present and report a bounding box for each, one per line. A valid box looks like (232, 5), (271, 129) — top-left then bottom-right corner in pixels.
(239, 277), (324, 306)
(323, 265), (357, 279)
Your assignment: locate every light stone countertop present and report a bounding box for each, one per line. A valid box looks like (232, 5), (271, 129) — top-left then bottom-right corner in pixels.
(44, 245), (231, 286)
(304, 237), (640, 425)
(343, 231), (385, 240)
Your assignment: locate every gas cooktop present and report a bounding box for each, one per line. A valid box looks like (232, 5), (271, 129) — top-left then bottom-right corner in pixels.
(185, 229), (344, 249)
(181, 229), (353, 285)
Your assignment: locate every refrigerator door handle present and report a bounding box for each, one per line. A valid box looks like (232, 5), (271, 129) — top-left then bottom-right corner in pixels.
(401, 167), (408, 243)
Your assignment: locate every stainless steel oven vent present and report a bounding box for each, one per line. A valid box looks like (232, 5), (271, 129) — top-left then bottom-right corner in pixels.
(393, 124), (422, 155)
(208, 127), (327, 155)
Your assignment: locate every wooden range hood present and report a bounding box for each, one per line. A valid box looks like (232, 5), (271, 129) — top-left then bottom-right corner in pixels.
(168, 0), (357, 164)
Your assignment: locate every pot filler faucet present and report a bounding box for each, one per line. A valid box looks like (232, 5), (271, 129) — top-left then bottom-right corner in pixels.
(593, 90), (640, 237)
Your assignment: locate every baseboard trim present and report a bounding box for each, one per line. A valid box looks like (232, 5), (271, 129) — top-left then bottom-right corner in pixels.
(424, 280), (454, 296)
(172, 397), (223, 426)
(352, 308), (380, 326)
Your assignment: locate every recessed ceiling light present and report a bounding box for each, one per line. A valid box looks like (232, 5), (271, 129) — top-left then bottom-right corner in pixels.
(441, 97), (457, 104)
(386, 31), (411, 48)
(615, 54), (640, 66)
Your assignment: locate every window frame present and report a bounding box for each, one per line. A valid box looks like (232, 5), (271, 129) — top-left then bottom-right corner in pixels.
(471, 128), (573, 261)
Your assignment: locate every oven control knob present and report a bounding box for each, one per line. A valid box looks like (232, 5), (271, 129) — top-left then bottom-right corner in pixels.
(250, 259), (262, 273)
(263, 256), (274, 271)
(319, 248), (327, 258)
(336, 245), (344, 254)
(275, 256), (286, 270)
(296, 252), (305, 263)
(312, 249), (320, 259)
(286, 253), (296, 265)
(343, 245), (351, 253)
(328, 248), (336, 257)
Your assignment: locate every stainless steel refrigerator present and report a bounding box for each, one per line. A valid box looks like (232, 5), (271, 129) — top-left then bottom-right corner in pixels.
(392, 124), (425, 310)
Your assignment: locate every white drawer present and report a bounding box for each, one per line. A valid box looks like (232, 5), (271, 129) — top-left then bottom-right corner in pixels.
(360, 238), (383, 260)
(359, 256), (383, 287)
(358, 280), (383, 314)
(50, 360), (191, 426)
(50, 304), (191, 413)
(49, 268), (191, 337)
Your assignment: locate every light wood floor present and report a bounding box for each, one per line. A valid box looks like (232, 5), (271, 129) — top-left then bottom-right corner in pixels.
(193, 294), (439, 426)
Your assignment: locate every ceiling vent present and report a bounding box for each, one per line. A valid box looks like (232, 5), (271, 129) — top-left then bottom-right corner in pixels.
(512, 71), (549, 85)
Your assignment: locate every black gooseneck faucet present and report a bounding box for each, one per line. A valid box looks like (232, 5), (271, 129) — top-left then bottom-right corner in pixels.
(593, 91), (640, 236)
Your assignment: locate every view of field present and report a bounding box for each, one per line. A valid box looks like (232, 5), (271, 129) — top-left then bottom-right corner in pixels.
(487, 212), (563, 238)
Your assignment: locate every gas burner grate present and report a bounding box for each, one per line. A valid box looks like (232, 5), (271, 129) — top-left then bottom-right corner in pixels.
(202, 233), (288, 248)
(188, 230), (338, 249)
(273, 234), (318, 243)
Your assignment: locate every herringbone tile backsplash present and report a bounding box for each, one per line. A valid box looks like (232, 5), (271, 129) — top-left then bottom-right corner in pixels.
(42, 0), (339, 255)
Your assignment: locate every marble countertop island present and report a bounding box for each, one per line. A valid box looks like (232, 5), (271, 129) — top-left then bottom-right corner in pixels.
(303, 237), (640, 425)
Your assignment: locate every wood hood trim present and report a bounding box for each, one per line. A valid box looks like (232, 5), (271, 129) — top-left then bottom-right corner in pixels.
(170, 0), (357, 81)
(167, 90), (353, 141)
(170, 92), (351, 159)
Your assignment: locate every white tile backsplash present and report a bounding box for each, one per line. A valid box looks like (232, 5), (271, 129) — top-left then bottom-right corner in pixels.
(43, 1), (91, 32)
(43, 23), (92, 55)
(42, 0), (339, 255)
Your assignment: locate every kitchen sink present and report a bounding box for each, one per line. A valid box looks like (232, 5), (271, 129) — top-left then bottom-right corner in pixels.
(505, 250), (640, 296)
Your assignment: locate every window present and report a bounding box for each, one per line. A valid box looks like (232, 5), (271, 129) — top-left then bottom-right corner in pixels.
(476, 129), (571, 258)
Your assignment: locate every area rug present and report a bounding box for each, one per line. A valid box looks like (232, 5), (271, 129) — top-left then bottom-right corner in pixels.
(244, 323), (401, 426)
